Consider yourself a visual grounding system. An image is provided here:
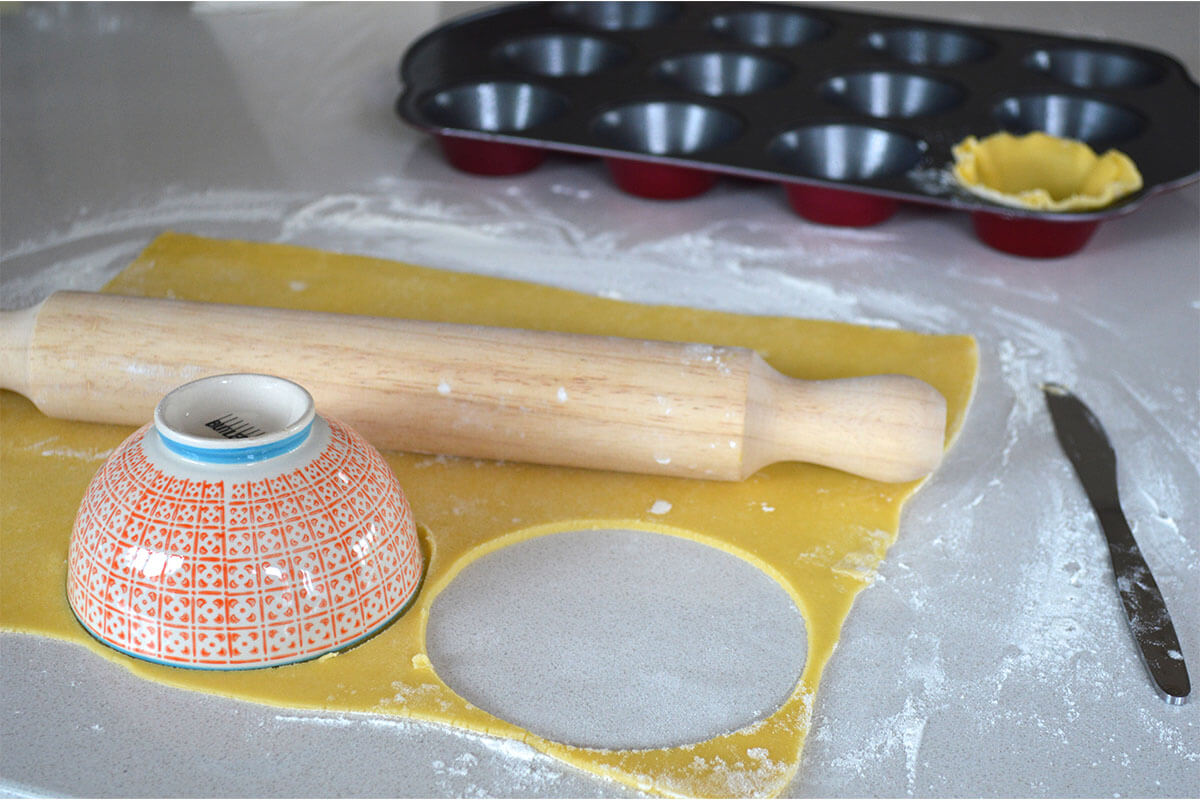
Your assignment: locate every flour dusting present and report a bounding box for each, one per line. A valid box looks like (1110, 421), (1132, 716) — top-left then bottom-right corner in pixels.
(648, 500), (673, 516)
(272, 712), (580, 797)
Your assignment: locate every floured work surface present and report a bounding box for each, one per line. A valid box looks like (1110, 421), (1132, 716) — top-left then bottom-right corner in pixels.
(0, 233), (977, 797)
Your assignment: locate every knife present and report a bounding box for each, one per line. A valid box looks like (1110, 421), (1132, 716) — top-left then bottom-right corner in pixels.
(1043, 383), (1190, 705)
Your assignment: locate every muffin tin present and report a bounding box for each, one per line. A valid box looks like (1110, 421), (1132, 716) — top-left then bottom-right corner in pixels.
(395, 2), (1199, 257)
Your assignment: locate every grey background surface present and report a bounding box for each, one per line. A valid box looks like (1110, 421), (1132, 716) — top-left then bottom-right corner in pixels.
(2, 2), (1198, 797)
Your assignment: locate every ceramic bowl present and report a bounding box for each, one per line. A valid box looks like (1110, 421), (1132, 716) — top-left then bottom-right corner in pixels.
(67, 374), (424, 670)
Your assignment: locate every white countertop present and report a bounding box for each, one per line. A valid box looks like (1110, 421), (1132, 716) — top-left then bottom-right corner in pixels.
(2, 3), (1197, 797)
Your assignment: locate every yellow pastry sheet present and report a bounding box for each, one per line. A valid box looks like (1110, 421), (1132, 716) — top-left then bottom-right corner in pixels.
(0, 232), (978, 797)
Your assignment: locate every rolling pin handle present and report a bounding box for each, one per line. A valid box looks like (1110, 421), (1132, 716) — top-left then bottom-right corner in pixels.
(745, 366), (947, 483)
(0, 304), (38, 398)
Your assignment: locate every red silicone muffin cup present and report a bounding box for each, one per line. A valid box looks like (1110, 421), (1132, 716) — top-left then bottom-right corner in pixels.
(604, 157), (718, 200)
(437, 135), (546, 176)
(971, 211), (1100, 258)
(782, 183), (900, 226)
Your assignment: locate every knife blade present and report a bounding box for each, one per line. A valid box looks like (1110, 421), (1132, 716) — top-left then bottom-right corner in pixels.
(1042, 383), (1190, 705)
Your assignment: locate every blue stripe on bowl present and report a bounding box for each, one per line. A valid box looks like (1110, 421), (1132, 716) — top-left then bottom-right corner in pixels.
(157, 420), (314, 464)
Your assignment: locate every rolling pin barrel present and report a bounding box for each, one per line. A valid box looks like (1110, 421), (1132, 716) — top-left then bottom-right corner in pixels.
(0, 291), (947, 482)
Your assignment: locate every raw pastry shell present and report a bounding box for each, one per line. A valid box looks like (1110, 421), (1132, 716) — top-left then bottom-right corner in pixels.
(952, 131), (1143, 211)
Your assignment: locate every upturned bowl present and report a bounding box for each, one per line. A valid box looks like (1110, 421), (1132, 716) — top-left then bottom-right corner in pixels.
(67, 373), (424, 670)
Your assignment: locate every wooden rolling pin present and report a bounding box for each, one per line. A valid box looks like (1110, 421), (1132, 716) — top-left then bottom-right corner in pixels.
(0, 291), (947, 482)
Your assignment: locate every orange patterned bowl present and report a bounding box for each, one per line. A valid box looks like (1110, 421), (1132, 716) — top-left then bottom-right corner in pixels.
(66, 374), (424, 670)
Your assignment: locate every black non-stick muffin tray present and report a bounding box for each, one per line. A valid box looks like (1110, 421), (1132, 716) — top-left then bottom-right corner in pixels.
(396, 2), (1199, 257)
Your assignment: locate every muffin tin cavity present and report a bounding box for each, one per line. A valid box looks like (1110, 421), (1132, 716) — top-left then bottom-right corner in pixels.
(769, 124), (926, 226)
(822, 71), (965, 119)
(592, 101), (743, 199)
(592, 101), (743, 155)
(709, 8), (830, 48)
(495, 34), (631, 77)
(420, 81), (569, 132)
(993, 94), (1145, 149)
(398, 2), (1199, 256)
(654, 51), (792, 97)
(865, 26), (993, 66)
(552, 1), (680, 31)
(769, 124), (925, 182)
(1027, 47), (1164, 89)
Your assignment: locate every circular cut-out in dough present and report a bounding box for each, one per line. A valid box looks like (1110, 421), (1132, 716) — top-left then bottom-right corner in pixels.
(425, 528), (808, 750)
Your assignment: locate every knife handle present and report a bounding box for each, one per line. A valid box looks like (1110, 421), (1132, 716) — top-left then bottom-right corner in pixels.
(0, 291), (947, 483)
(1097, 507), (1191, 704)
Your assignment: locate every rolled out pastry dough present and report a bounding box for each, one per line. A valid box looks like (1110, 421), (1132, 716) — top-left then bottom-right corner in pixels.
(0, 233), (977, 797)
